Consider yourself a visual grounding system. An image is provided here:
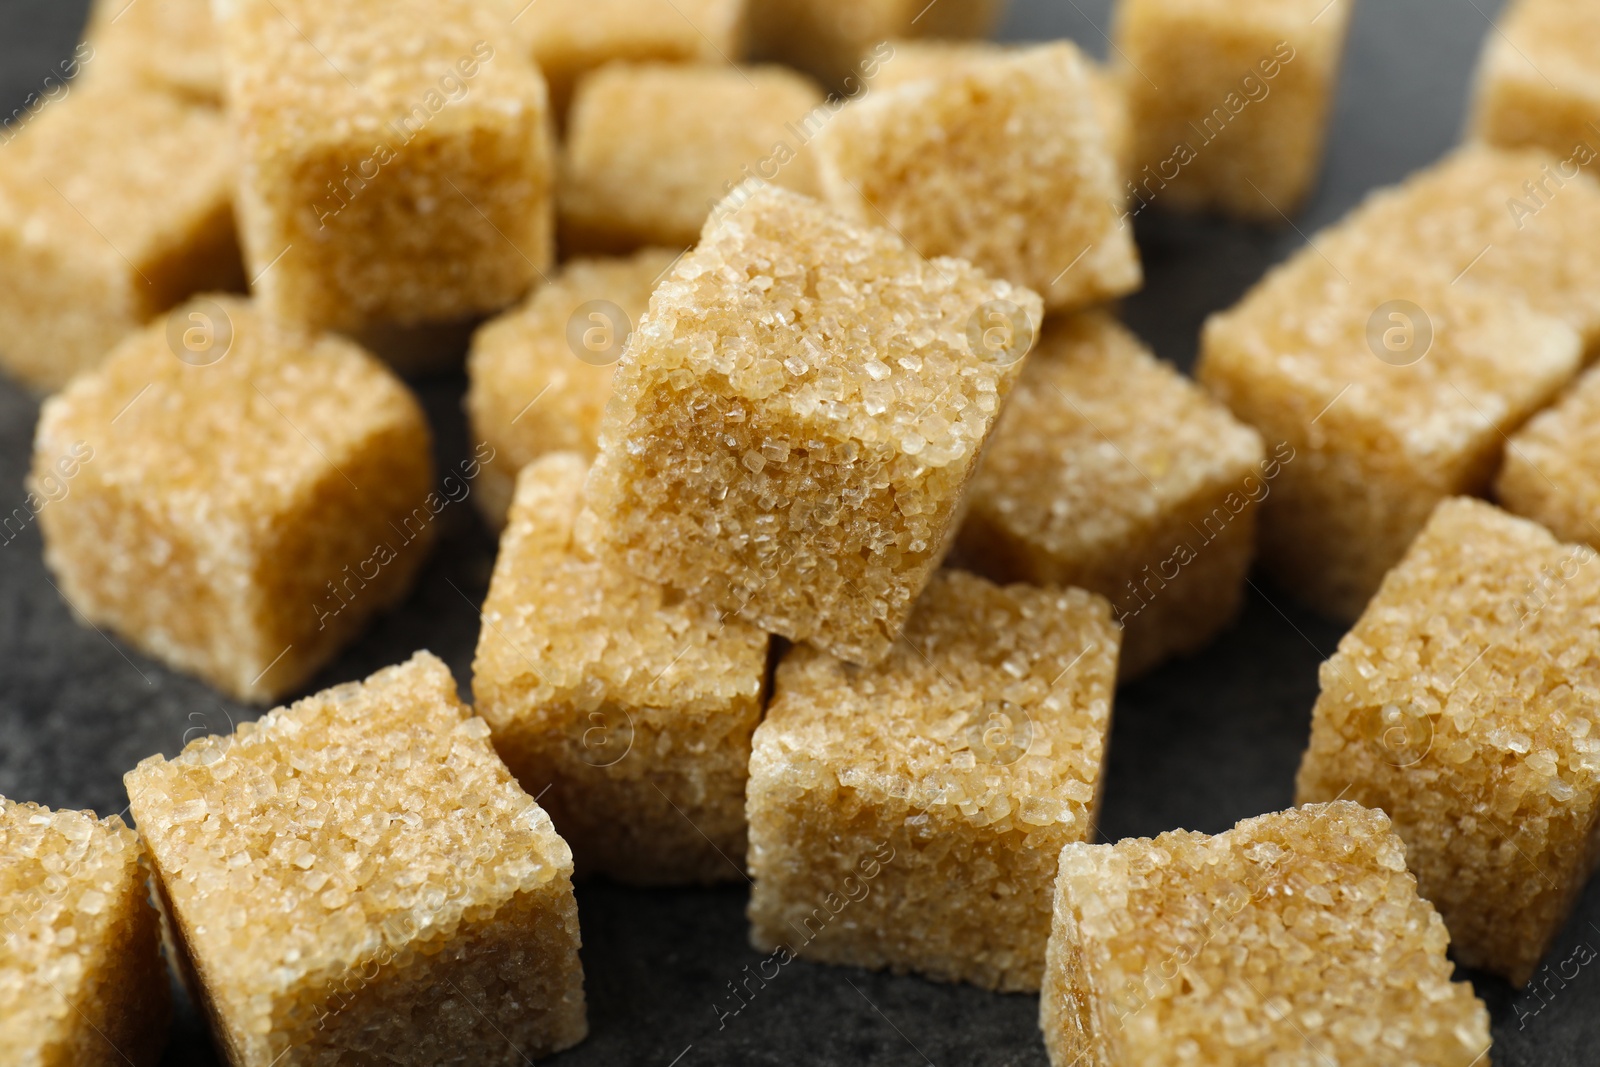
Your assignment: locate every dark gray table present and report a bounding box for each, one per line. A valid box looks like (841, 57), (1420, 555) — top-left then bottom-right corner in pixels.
(2, 1), (1594, 1064)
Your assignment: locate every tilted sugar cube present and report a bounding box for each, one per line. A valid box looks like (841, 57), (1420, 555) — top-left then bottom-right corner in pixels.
(1297, 498), (1600, 985)
(584, 182), (1041, 665)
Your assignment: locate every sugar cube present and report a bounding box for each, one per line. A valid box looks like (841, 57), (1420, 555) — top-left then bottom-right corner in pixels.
(747, 570), (1119, 992)
(466, 248), (680, 528)
(1498, 364), (1600, 551)
(512, 0), (747, 120)
(559, 63), (825, 254)
(1470, 0), (1600, 162)
(1333, 144), (1600, 350)
(33, 295), (436, 702)
(866, 40), (1132, 183)
(818, 42), (1140, 314)
(1296, 498), (1600, 985)
(0, 797), (170, 1067)
(584, 183), (1041, 665)
(1112, 0), (1354, 219)
(1198, 214), (1581, 620)
(125, 651), (588, 1067)
(957, 313), (1266, 678)
(746, 0), (1003, 90)
(0, 81), (241, 392)
(218, 0), (554, 344)
(474, 455), (770, 884)
(82, 0), (223, 105)
(1042, 802), (1492, 1065)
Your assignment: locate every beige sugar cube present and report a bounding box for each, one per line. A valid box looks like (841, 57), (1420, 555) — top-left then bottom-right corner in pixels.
(512, 0), (747, 120)
(1198, 216), (1581, 620)
(864, 40), (1133, 182)
(219, 0), (554, 345)
(1335, 144), (1600, 350)
(125, 652), (588, 1067)
(83, 0), (223, 105)
(1041, 803), (1492, 1066)
(1297, 498), (1600, 985)
(1470, 0), (1600, 161)
(1498, 364), (1600, 551)
(746, 0), (1004, 90)
(747, 570), (1119, 992)
(33, 296), (436, 702)
(585, 183), (1041, 666)
(0, 798), (170, 1067)
(473, 455), (770, 884)
(818, 42), (1140, 314)
(466, 248), (679, 527)
(0, 80), (241, 392)
(1112, 0), (1354, 220)
(559, 63), (825, 254)
(957, 313), (1266, 678)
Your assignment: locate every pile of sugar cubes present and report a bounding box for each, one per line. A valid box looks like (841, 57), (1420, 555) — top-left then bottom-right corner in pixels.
(4, 0), (1600, 1062)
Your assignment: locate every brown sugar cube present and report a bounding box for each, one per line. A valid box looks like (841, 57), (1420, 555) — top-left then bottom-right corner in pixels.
(1042, 802), (1492, 1066)
(1112, 0), (1354, 220)
(125, 652), (588, 1067)
(1498, 364), (1600, 550)
(559, 63), (825, 254)
(584, 183), (1042, 666)
(957, 313), (1266, 678)
(466, 248), (679, 528)
(0, 80), (241, 392)
(219, 0), (554, 345)
(32, 295), (436, 703)
(1198, 218), (1581, 620)
(1334, 144), (1600, 351)
(1296, 498), (1600, 985)
(512, 0), (747, 120)
(0, 797), (170, 1067)
(746, 570), (1120, 992)
(746, 0), (1004, 90)
(473, 455), (770, 884)
(82, 0), (223, 105)
(1470, 0), (1600, 161)
(864, 40), (1134, 183)
(818, 42), (1140, 314)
